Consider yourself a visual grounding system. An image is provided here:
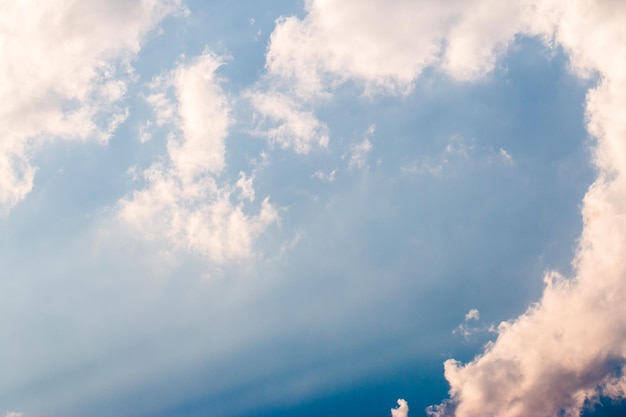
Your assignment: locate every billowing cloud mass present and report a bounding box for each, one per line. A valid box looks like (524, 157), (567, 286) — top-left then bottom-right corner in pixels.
(120, 52), (278, 263)
(430, 1), (626, 416)
(252, 0), (537, 157)
(0, 0), (183, 211)
(263, 0), (626, 416)
(265, 0), (539, 96)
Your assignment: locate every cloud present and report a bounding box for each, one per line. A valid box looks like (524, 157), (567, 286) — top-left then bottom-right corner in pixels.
(426, 1), (626, 416)
(120, 52), (278, 263)
(266, 0), (626, 417)
(391, 399), (409, 417)
(498, 148), (514, 165)
(453, 309), (493, 341)
(247, 90), (329, 154)
(3, 413), (23, 417)
(349, 139), (373, 170)
(348, 124), (375, 170)
(464, 309), (480, 322)
(313, 169), (337, 183)
(265, 0), (537, 98)
(261, 0), (626, 415)
(400, 135), (478, 177)
(254, 0), (537, 156)
(0, 0), (183, 211)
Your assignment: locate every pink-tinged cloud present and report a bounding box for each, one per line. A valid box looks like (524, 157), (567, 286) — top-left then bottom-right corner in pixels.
(391, 399), (409, 417)
(428, 1), (626, 415)
(262, 0), (626, 415)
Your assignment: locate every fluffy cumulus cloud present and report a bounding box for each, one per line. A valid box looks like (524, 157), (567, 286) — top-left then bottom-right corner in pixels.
(120, 52), (278, 263)
(253, 0), (544, 156)
(391, 399), (409, 417)
(0, 0), (183, 211)
(425, 1), (626, 416)
(262, 0), (626, 415)
(265, 0), (542, 96)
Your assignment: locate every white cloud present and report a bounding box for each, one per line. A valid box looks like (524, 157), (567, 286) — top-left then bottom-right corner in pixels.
(265, 0), (537, 98)
(498, 147), (514, 165)
(3, 413), (23, 417)
(402, 136), (515, 176)
(0, 0), (183, 211)
(120, 52), (278, 263)
(349, 139), (373, 170)
(348, 125), (375, 170)
(391, 399), (409, 417)
(313, 169), (337, 183)
(427, 1), (626, 416)
(256, 0), (537, 157)
(261, 0), (626, 415)
(400, 136), (470, 176)
(465, 309), (480, 321)
(145, 91), (176, 127)
(453, 309), (491, 341)
(248, 90), (329, 154)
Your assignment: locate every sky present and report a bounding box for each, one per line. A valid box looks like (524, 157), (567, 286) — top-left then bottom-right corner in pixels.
(1, 1), (626, 417)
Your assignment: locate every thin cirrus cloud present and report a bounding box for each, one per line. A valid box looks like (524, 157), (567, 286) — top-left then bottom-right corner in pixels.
(261, 0), (626, 416)
(0, 0), (184, 211)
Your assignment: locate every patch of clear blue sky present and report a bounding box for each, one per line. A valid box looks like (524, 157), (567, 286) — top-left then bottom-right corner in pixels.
(0, 2), (598, 417)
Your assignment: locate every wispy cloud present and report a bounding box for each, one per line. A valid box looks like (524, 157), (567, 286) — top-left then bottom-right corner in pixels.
(348, 124), (375, 170)
(120, 52), (277, 263)
(349, 139), (373, 170)
(0, 0), (183, 211)
(498, 148), (514, 166)
(247, 90), (329, 154)
(313, 169), (337, 183)
(401, 135), (510, 176)
(465, 308), (480, 321)
(452, 309), (497, 341)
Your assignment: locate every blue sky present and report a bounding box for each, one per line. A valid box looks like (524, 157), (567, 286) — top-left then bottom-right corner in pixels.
(1, 1), (626, 417)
